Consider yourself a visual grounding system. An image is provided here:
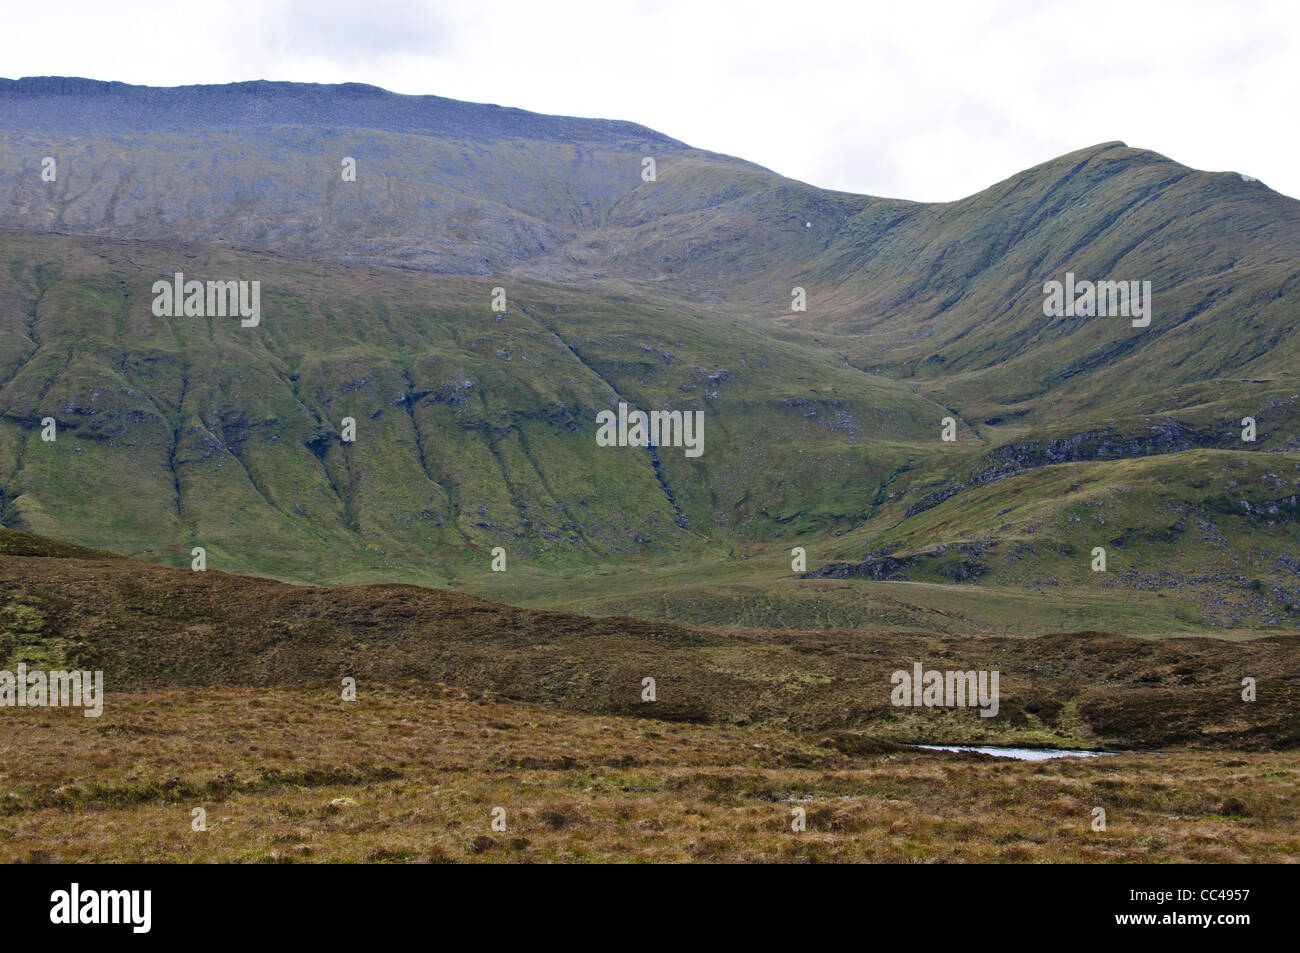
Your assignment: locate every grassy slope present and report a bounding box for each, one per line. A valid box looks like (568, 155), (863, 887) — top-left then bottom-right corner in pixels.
(1, 227), (1296, 631)
(815, 451), (1300, 630)
(3, 527), (1297, 751)
(0, 230), (945, 584)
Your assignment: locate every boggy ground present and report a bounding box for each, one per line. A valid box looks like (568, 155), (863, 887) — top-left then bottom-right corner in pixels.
(1, 684), (1296, 863)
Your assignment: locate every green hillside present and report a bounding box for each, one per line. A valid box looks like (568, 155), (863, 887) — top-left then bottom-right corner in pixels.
(0, 82), (1297, 634)
(0, 230), (948, 584)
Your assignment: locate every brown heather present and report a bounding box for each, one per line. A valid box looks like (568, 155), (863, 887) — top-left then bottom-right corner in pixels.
(1, 684), (1296, 863)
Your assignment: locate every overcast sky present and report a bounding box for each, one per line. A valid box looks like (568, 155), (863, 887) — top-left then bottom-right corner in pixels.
(4, 0), (1297, 201)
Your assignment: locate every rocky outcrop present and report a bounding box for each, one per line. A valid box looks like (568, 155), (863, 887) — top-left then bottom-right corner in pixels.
(803, 541), (992, 581)
(907, 422), (1215, 518)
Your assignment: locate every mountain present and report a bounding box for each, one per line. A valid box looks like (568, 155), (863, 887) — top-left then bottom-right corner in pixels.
(0, 78), (1296, 631)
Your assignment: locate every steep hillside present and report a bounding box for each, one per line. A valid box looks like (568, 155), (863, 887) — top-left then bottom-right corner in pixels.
(0, 230), (949, 583)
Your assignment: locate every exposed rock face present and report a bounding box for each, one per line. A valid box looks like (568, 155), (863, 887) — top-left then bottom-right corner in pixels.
(808, 554), (922, 580)
(906, 422), (1214, 518)
(804, 542), (992, 581)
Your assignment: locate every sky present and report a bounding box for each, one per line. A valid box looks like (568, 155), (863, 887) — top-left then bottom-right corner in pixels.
(4, 0), (1297, 201)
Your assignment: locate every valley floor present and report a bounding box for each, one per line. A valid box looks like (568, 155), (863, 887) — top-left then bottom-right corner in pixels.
(2, 685), (1295, 863)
